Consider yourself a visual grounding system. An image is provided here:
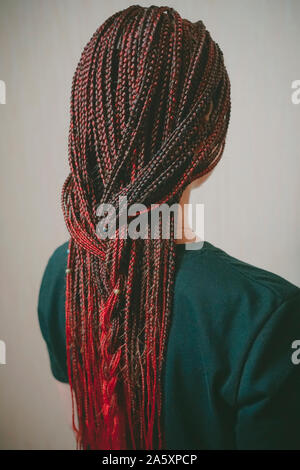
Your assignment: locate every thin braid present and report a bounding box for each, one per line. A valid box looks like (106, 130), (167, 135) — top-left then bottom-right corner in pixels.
(61, 5), (231, 450)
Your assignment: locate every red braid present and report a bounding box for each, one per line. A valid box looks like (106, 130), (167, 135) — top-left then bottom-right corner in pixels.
(61, 5), (231, 450)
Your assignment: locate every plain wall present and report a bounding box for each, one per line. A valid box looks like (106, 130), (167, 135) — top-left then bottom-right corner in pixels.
(0, 0), (299, 449)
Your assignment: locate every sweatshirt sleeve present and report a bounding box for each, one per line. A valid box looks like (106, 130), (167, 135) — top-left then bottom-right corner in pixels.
(37, 243), (69, 383)
(235, 290), (300, 449)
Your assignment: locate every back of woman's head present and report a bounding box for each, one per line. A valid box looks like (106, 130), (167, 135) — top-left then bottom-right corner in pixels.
(62, 4), (230, 450)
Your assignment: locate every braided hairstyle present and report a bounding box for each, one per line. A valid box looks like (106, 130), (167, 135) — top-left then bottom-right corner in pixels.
(61, 4), (231, 450)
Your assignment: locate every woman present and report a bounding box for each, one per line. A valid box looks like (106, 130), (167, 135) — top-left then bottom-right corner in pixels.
(38, 5), (300, 450)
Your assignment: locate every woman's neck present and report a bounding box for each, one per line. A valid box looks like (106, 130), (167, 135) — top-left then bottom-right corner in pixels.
(174, 184), (199, 245)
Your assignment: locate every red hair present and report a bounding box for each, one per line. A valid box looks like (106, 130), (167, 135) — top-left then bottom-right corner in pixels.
(61, 5), (230, 450)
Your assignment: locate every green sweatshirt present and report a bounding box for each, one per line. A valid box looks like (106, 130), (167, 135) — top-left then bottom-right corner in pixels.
(37, 240), (300, 449)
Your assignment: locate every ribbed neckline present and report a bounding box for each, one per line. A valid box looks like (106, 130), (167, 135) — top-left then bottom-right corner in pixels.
(175, 239), (211, 255)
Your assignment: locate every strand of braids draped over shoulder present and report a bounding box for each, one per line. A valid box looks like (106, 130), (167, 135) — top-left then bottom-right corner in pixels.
(61, 4), (230, 450)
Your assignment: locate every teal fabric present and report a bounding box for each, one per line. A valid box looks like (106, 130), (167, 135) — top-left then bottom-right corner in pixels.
(37, 240), (300, 449)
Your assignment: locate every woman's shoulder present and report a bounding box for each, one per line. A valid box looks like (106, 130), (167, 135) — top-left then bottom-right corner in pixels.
(173, 241), (300, 412)
(43, 241), (69, 275)
(38, 241), (69, 296)
(37, 241), (69, 382)
(176, 240), (300, 306)
(174, 240), (300, 359)
(38, 241), (69, 323)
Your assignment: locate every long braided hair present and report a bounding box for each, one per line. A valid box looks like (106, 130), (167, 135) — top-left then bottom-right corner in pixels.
(61, 5), (231, 450)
